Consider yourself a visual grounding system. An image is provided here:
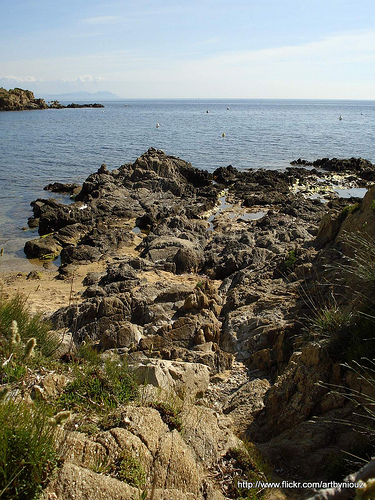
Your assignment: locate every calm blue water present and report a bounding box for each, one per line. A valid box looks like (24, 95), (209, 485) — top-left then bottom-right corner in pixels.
(1, 98), (374, 271)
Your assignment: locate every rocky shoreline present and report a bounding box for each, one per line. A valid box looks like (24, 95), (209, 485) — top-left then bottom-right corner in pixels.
(4, 148), (375, 499)
(0, 87), (104, 111)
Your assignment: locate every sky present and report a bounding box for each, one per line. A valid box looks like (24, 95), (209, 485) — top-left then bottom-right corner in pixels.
(1, 0), (375, 99)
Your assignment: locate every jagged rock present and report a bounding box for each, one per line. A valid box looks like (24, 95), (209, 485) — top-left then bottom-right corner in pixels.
(43, 402), (230, 499)
(98, 321), (143, 350)
(40, 463), (138, 500)
(61, 244), (102, 264)
(313, 157), (375, 180)
(129, 359), (210, 400)
(0, 87), (48, 110)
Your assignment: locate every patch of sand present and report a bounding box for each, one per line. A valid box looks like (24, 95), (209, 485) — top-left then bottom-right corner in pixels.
(0, 261), (107, 316)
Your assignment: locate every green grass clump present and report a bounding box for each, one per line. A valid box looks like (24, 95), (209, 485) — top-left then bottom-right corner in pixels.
(0, 295), (61, 385)
(117, 451), (146, 488)
(58, 359), (138, 413)
(279, 249), (297, 274)
(0, 399), (57, 500)
(147, 401), (183, 432)
(306, 305), (352, 341)
(0, 294), (59, 358)
(336, 232), (375, 297)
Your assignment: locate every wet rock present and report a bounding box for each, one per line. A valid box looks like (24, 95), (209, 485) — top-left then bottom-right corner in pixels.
(44, 182), (81, 196)
(24, 235), (62, 260)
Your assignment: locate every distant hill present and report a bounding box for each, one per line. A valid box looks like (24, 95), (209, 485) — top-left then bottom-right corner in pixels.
(41, 91), (121, 101)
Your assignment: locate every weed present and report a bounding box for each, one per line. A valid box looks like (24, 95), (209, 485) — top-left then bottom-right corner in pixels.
(0, 399), (57, 499)
(117, 451), (146, 489)
(58, 359), (138, 413)
(335, 231), (375, 298)
(279, 249), (297, 274)
(90, 454), (111, 475)
(147, 401), (183, 432)
(99, 410), (124, 431)
(77, 342), (101, 365)
(0, 294), (59, 357)
(306, 303), (352, 341)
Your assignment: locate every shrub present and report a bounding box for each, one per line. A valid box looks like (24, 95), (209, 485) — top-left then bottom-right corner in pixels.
(0, 399), (57, 499)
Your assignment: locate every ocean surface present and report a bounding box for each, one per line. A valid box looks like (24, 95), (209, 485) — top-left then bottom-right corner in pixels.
(1, 98), (374, 272)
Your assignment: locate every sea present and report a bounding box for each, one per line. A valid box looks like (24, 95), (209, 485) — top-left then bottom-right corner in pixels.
(0, 98), (374, 272)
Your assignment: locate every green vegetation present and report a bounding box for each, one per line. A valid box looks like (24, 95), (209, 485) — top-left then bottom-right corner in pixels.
(0, 294), (59, 358)
(305, 232), (375, 361)
(0, 399), (57, 500)
(147, 401), (183, 432)
(195, 280), (205, 289)
(306, 304), (352, 342)
(279, 249), (297, 274)
(0, 293), (142, 498)
(58, 359), (138, 413)
(0, 295), (61, 386)
(337, 232), (375, 295)
(340, 202), (360, 220)
(117, 451), (146, 488)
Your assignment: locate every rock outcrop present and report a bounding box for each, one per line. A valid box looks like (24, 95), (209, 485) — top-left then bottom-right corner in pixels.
(0, 87), (104, 111)
(21, 148), (375, 494)
(0, 87), (48, 110)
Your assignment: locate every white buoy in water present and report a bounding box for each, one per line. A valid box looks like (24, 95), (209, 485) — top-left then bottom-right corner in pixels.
(222, 132), (226, 138)
(156, 123), (160, 128)
(339, 115), (343, 121)
(227, 107), (230, 110)
(206, 110), (209, 113)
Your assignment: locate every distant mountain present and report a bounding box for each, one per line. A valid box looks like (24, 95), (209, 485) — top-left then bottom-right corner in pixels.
(41, 91), (121, 101)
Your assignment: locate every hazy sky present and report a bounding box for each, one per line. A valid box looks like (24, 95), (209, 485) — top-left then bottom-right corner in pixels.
(1, 0), (375, 99)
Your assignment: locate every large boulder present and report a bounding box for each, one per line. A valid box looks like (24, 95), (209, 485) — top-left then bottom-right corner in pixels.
(129, 359), (210, 400)
(24, 235), (62, 260)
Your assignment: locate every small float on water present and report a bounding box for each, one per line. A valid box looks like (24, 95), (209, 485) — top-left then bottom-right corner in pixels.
(339, 115), (343, 121)
(156, 123), (160, 128)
